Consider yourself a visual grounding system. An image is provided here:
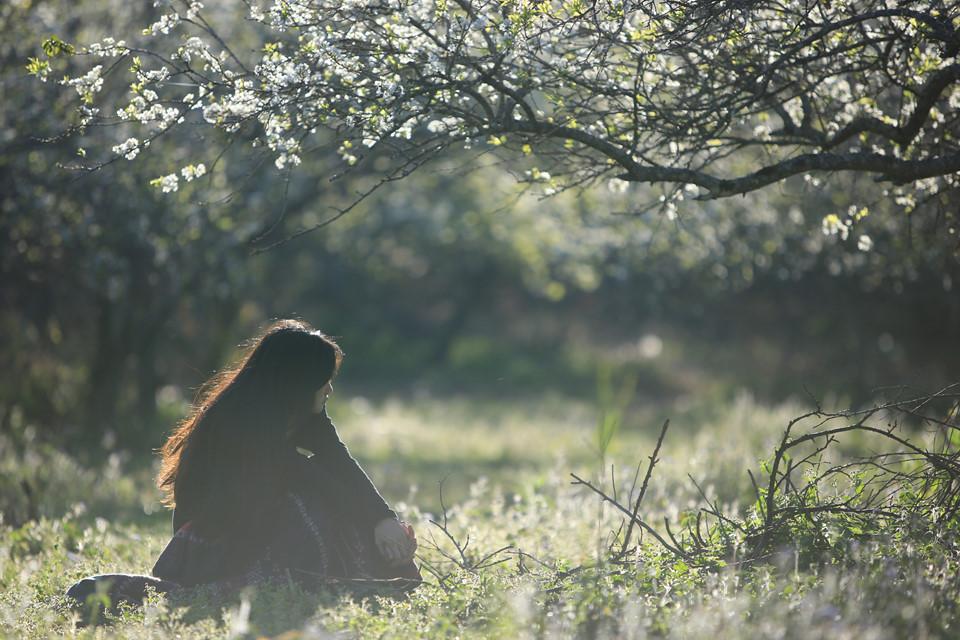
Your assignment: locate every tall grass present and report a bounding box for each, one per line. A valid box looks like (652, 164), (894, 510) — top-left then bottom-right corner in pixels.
(1, 390), (957, 638)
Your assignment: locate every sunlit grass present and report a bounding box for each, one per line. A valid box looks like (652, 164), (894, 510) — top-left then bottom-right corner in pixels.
(1, 392), (957, 639)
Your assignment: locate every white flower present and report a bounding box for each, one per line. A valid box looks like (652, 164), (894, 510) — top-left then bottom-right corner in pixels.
(275, 153), (302, 169)
(821, 214), (850, 240)
(147, 13), (181, 36)
(525, 168), (551, 182)
(87, 37), (126, 58)
(857, 234), (873, 252)
(178, 37), (209, 63)
(665, 201), (678, 221)
(111, 137), (140, 160)
(607, 178), (629, 193)
(63, 65), (104, 97)
(180, 163), (207, 181)
(141, 68), (170, 83)
(152, 173), (179, 193)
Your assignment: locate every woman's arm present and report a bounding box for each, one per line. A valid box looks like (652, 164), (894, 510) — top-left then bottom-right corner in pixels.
(292, 406), (398, 528)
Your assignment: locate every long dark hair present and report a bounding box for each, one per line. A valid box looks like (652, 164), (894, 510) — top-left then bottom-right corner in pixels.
(158, 319), (343, 511)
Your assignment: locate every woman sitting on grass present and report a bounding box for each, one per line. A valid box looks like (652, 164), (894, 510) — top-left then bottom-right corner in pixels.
(68, 319), (419, 608)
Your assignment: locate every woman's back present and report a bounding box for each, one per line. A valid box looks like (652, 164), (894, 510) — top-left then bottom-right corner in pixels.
(67, 320), (420, 612)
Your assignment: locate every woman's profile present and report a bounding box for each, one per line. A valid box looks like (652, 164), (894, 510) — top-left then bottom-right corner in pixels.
(68, 319), (420, 607)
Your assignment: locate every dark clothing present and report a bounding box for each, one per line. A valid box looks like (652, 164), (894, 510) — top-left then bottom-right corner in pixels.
(66, 574), (177, 611)
(152, 479), (419, 590)
(66, 408), (419, 610)
(172, 406), (397, 535)
(151, 447), (418, 588)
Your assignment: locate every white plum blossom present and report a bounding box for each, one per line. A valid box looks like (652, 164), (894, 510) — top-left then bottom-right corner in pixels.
(180, 163), (206, 181)
(426, 119), (462, 135)
(176, 37), (210, 64)
(42, 0), (960, 251)
(275, 151), (303, 169)
(85, 37), (127, 57)
(822, 214), (851, 241)
(152, 173), (179, 193)
(186, 2), (204, 20)
(62, 65), (103, 98)
(147, 13), (181, 36)
(608, 178), (630, 193)
(111, 137), (141, 160)
(140, 68), (170, 84)
(249, 4), (267, 21)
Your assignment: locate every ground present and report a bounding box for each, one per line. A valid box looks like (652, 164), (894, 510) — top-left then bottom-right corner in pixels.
(1, 391), (957, 638)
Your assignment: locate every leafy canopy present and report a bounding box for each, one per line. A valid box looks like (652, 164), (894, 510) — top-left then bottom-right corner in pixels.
(36, 0), (960, 237)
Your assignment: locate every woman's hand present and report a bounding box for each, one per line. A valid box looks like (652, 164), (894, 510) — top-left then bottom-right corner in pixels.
(374, 517), (417, 565)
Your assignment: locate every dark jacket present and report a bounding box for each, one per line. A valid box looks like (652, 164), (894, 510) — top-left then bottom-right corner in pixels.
(155, 406), (399, 585)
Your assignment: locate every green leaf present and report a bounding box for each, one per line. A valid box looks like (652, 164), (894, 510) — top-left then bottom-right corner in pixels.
(25, 57), (50, 78)
(42, 35), (75, 58)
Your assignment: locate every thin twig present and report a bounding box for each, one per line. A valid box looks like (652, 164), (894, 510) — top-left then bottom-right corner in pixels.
(618, 419), (670, 557)
(571, 471), (689, 560)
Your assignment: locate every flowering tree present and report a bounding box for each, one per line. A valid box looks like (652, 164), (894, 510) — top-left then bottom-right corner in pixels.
(36, 0), (960, 242)
(8, 0), (273, 437)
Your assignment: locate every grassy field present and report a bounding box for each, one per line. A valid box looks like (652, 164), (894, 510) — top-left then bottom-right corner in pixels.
(1, 390), (958, 639)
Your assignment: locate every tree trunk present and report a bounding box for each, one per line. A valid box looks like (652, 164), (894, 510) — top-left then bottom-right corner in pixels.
(84, 297), (125, 437)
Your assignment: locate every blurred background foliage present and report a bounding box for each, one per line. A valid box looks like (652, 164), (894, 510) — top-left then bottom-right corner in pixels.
(2, 0), (960, 464)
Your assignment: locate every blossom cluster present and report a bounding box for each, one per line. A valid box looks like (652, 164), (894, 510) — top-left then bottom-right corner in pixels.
(39, 0), (960, 234)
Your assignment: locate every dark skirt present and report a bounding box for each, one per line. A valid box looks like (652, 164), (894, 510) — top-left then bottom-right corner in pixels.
(66, 489), (421, 610)
(154, 489), (421, 588)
